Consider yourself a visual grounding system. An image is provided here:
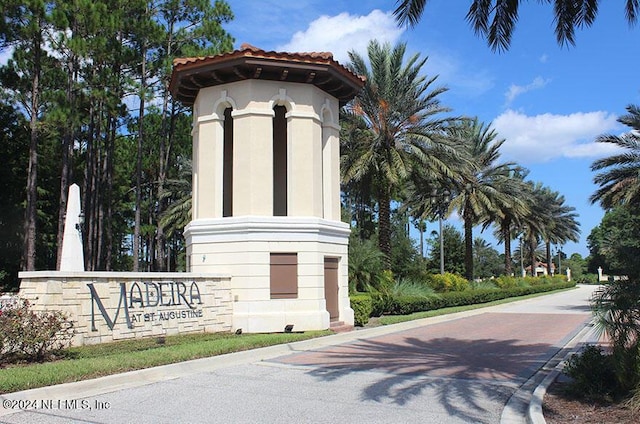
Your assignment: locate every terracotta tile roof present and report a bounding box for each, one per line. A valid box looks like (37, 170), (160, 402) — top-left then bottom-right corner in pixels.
(173, 43), (336, 67)
(170, 44), (364, 106)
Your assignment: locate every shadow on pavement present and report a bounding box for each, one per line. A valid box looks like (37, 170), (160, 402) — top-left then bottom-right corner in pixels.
(563, 304), (592, 312)
(275, 336), (558, 423)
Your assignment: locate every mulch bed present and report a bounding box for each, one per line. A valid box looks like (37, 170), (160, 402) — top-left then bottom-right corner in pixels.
(543, 380), (637, 423)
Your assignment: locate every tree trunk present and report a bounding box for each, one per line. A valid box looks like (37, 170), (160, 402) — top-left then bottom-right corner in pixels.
(545, 240), (552, 275)
(464, 206), (473, 281)
(55, 129), (71, 270)
(91, 106), (104, 270)
(419, 220), (424, 258)
(84, 97), (102, 271)
(82, 100), (95, 270)
(154, 18), (177, 272)
(23, 33), (42, 271)
(133, 44), (146, 272)
(103, 115), (116, 270)
(378, 184), (392, 269)
(503, 224), (512, 276)
(96, 131), (106, 270)
(529, 235), (537, 277)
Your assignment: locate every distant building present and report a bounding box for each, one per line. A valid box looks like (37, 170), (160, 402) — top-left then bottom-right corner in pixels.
(524, 262), (555, 277)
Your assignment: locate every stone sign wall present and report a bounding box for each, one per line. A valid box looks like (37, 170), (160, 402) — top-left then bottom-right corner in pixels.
(18, 272), (233, 345)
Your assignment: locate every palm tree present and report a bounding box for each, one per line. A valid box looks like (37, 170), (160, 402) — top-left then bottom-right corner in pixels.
(472, 237), (501, 279)
(542, 190), (580, 274)
(343, 40), (458, 266)
(592, 280), (640, 391)
(518, 182), (552, 276)
(448, 118), (516, 280)
(589, 106), (640, 395)
(340, 116), (379, 240)
(517, 182), (578, 277)
(413, 218), (427, 258)
(513, 239), (545, 275)
(591, 104), (640, 209)
(487, 167), (529, 276)
(159, 157), (192, 239)
(393, 0), (639, 51)
(348, 237), (385, 293)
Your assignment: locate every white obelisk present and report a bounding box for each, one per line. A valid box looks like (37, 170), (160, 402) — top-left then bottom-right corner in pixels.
(59, 183), (85, 271)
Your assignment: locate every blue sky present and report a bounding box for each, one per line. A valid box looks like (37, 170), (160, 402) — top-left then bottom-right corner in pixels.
(1, 1), (632, 258)
(224, 0), (639, 258)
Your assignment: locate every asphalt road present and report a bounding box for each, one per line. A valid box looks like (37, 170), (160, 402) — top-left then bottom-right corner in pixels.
(0, 285), (598, 424)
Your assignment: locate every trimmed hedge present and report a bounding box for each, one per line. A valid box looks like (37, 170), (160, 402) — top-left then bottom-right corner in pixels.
(494, 275), (568, 289)
(575, 273), (599, 285)
(383, 281), (575, 316)
(350, 294), (373, 326)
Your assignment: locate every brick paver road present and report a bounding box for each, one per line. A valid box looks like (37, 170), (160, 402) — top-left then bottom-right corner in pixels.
(0, 285), (597, 424)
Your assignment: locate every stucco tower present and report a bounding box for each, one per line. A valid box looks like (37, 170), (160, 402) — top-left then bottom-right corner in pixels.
(170, 44), (364, 333)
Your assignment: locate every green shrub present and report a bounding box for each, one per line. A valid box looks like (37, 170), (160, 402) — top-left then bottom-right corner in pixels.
(546, 275), (568, 284)
(592, 279), (640, 393)
(348, 238), (385, 293)
(350, 294), (373, 326)
(392, 278), (438, 298)
(494, 275), (567, 289)
(521, 276), (539, 286)
(0, 299), (74, 364)
(386, 295), (440, 315)
(494, 276), (518, 289)
(370, 292), (389, 317)
(576, 273), (599, 285)
(528, 275), (566, 286)
(626, 385), (640, 414)
(376, 269), (395, 295)
(383, 281), (575, 315)
(425, 273), (469, 292)
(369, 278), (439, 317)
(563, 345), (619, 401)
(470, 280), (498, 290)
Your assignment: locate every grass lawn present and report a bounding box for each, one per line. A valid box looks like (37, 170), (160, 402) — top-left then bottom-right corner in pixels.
(0, 331), (331, 394)
(0, 286), (577, 394)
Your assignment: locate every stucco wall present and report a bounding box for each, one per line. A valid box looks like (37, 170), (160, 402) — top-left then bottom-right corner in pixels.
(184, 216), (353, 333)
(191, 80), (341, 220)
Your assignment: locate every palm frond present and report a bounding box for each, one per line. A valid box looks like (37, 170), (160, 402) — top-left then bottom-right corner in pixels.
(591, 104), (640, 209)
(393, 0), (428, 28)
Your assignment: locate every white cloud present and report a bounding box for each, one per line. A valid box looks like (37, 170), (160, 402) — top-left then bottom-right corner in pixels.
(277, 9), (403, 65)
(563, 142), (623, 159)
(493, 109), (621, 164)
(274, 9), (494, 98)
(504, 76), (551, 105)
(539, 54), (548, 63)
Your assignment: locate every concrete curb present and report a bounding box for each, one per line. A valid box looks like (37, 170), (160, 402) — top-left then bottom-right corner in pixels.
(499, 320), (589, 424)
(526, 320), (601, 424)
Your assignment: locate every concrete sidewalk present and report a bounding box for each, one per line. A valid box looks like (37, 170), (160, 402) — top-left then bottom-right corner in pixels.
(0, 285), (598, 424)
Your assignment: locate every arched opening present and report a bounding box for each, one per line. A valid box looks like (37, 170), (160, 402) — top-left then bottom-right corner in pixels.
(223, 107), (233, 217)
(273, 105), (287, 216)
